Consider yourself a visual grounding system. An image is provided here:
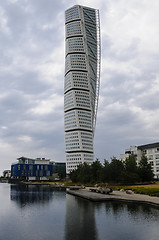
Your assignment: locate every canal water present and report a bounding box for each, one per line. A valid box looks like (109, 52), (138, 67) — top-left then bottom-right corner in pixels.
(0, 183), (159, 240)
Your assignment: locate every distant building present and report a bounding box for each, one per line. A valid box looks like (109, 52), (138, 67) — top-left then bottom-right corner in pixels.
(120, 142), (159, 179)
(11, 156), (66, 180)
(120, 146), (138, 161)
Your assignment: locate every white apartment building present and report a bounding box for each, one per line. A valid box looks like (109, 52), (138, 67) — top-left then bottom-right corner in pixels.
(120, 142), (159, 179)
(64, 5), (101, 174)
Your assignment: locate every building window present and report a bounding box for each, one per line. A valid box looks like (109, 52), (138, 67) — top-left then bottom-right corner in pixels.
(148, 155), (153, 160)
(148, 149), (152, 153)
(29, 165), (33, 170)
(155, 154), (159, 159)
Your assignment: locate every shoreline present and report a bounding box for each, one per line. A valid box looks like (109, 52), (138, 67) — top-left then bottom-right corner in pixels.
(66, 188), (159, 208)
(2, 181), (159, 207)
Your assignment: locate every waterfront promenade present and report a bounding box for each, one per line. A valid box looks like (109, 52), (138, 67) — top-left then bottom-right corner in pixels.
(66, 188), (159, 207)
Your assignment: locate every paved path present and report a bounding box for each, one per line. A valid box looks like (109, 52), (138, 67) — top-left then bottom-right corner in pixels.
(66, 189), (159, 207)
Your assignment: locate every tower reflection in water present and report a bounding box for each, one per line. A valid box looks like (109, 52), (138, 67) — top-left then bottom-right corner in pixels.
(10, 184), (54, 207)
(65, 194), (99, 240)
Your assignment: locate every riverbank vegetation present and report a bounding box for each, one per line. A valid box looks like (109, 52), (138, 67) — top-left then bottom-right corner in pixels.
(69, 155), (159, 197)
(119, 186), (159, 197)
(112, 182), (159, 197)
(70, 155), (154, 185)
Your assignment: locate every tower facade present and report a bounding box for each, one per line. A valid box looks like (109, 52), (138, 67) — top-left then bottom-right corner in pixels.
(64, 5), (100, 174)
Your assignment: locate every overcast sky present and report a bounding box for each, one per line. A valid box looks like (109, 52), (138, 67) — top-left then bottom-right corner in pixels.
(0, 0), (159, 175)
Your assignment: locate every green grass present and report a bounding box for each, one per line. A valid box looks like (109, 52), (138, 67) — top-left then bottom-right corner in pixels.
(125, 187), (159, 197)
(112, 186), (159, 197)
(104, 182), (159, 197)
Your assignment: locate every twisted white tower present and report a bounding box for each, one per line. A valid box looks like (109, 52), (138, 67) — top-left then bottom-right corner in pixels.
(64, 5), (100, 174)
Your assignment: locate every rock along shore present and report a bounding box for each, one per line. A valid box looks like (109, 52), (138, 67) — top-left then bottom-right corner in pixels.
(66, 188), (159, 208)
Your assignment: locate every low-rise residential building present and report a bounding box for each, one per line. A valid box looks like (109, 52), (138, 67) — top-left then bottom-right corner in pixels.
(11, 156), (66, 180)
(120, 142), (159, 180)
(120, 146), (137, 161)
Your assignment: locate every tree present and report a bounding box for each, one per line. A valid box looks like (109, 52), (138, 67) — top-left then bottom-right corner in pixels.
(70, 163), (92, 183)
(70, 155), (154, 184)
(101, 159), (110, 182)
(90, 159), (103, 183)
(109, 157), (124, 183)
(138, 155), (154, 182)
(121, 155), (140, 184)
(124, 155), (138, 173)
(70, 167), (79, 183)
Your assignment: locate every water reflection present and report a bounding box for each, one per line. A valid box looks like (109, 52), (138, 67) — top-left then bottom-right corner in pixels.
(1, 184), (158, 240)
(65, 196), (159, 240)
(95, 201), (159, 240)
(10, 184), (63, 207)
(65, 194), (99, 240)
(102, 201), (159, 219)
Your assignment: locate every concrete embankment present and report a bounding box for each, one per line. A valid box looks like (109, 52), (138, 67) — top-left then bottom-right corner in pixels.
(66, 188), (159, 207)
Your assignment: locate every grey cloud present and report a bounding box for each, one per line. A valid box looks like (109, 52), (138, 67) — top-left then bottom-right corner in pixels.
(94, 112), (153, 162)
(0, 70), (49, 93)
(102, 109), (135, 127)
(0, 90), (30, 111)
(117, 39), (140, 61)
(135, 92), (159, 111)
(0, 0), (64, 63)
(1, 115), (64, 158)
(102, 36), (140, 61)
(100, 57), (159, 108)
(13, 71), (50, 94)
(6, 3), (28, 35)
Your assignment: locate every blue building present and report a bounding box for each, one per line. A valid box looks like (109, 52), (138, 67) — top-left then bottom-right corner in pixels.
(11, 157), (66, 180)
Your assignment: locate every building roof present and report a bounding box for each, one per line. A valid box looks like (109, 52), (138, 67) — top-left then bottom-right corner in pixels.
(138, 142), (159, 150)
(17, 156), (50, 161)
(17, 156), (34, 161)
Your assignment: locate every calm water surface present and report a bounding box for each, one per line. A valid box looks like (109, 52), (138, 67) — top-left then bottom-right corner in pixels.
(0, 183), (159, 240)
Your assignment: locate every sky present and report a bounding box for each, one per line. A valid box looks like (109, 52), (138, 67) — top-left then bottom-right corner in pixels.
(0, 0), (159, 175)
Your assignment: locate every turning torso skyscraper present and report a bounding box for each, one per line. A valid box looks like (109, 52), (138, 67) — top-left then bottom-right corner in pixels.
(64, 5), (100, 174)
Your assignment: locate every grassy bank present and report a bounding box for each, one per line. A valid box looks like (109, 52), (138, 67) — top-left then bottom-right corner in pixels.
(113, 182), (159, 197)
(64, 181), (159, 197)
(126, 187), (159, 197)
